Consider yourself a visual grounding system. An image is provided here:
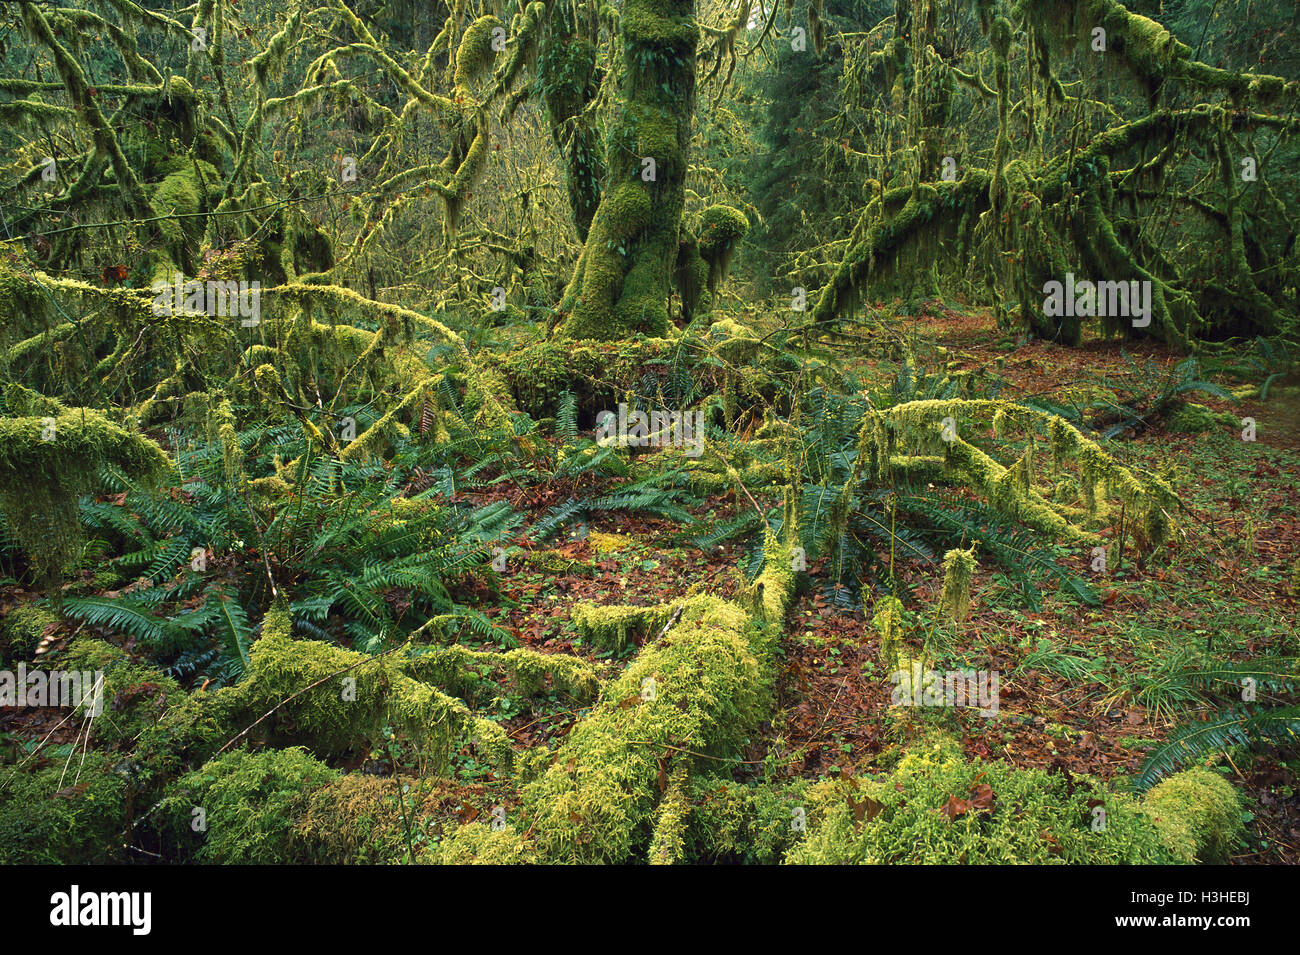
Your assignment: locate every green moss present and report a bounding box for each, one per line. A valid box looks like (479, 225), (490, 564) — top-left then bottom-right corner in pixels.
(160, 747), (338, 863)
(292, 774), (472, 864)
(0, 392), (168, 587)
(696, 205), (748, 291)
(1169, 402), (1237, 434)
(0, 752), (127, 863)
(647, 762), (691, 864)
(454, 16), (505, 89)
(683, 777), (810, 863)
(786, 742), (1180, 864)
(555, 0), (699, 341)
(403, 644), (600, 704)
(1, 603), (56, 665)
(571, 601), (672, 651)
(231, 632), (501, 773)
(872, 595), (906, 672)
(430, 820), (537, 864)
(53, 636), (180, 750)
(524, 592), (776, 863)
(939, 546), (976, 622)
(1142, 766), (1243, 863)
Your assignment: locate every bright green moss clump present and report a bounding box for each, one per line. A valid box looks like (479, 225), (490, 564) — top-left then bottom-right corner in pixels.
(160, 747), (339, 863)
(786, 739), (1241, 864)
(1142, 766), (1243, 863)
(682, 777), (811, 864)
(429, 821), (537, 864)
(570, 601), (673, 651)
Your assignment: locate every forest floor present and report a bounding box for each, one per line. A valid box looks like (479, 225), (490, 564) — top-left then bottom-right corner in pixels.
(431, 304), (1300, 863)
(2, 305), (1296, 864)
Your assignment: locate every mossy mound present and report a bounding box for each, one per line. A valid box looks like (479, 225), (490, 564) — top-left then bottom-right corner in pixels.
(1168, 401), (1239, 434)
(427, 821), (537, 864)
(785, 739), (1241, 864)
(54, 636), (180, 750)
(0, 602), (56, 666)
(0, 752), (127, 864)
(292, 774), (470, 864)
(159, 747), (339, 863)
(1143, 766), (1243, 863)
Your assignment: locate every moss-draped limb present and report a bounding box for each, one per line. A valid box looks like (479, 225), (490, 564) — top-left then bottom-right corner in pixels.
(20, 3), (158, 226)
(0, 387), (169, 591)
(867, 398), (1177, 549)
(540, 16), (606, 242)
(809, 171), (992, 326)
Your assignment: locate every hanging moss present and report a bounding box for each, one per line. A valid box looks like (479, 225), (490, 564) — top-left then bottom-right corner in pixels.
(539, 17), (605, 241)
(872, 595), (907, 672)
(454, 16), (505, 90)
(939, 546), (976, 622)
(696, 205), (749, 291)
(0, 388), (168, 592)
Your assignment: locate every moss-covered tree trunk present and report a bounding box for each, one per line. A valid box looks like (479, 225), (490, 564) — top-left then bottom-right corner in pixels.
(555, 0), (699, 340)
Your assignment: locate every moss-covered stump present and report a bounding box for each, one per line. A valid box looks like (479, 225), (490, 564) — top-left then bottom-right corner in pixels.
(487, 336), (674, 419)
(785, 739), (1242, 864)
